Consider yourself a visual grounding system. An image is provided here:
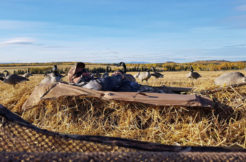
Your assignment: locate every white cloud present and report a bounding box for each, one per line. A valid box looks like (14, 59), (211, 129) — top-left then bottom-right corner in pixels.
(0, 38), (35, 46)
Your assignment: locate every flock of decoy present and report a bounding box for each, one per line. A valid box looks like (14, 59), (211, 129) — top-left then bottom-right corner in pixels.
(0, 70), (30, 87)
(0, 63), (246, 88)
(134, 67), (164, 82)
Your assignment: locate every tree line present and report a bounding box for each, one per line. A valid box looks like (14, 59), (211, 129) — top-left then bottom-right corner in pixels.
(1, 61), (246, 75)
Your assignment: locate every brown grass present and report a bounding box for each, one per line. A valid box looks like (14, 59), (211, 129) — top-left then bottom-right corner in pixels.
(1, 70), (246, 148)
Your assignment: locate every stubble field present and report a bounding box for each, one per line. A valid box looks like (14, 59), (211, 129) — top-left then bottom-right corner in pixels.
(1, 68), (246, 148)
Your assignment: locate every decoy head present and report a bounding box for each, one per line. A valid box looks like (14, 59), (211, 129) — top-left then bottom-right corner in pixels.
(119, 62), (125, 66)
(116, 62), (125, 67)
(3, 70), (9, 77)
(52, 65), (58, 72)
(190, 66), (194, 72)
(117, 62), (126, 73)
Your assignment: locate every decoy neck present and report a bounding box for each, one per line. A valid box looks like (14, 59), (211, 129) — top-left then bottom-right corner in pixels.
(151, 67), (156, 72)
(118, 62), (126, 73)
(53, 65), (58, 72)
(190, 66), (194, 72)
(52, 65), (62, 77)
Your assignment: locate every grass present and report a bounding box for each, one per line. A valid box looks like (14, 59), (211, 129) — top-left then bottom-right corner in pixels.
(1, 69), (246, 148)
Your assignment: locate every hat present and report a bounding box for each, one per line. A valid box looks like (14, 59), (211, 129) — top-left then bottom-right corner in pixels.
(75, 62), (85, 68)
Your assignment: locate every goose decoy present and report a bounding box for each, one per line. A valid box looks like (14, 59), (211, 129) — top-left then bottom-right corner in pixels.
(187, 66), (201, 79)
(1, 70), (29, 87)
(117, 62), (136, 82)
(22, 68), (32, 78)
(40, 65), (63, 84)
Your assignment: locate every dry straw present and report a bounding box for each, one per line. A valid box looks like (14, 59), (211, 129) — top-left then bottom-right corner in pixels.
(1, 70), (246, 148)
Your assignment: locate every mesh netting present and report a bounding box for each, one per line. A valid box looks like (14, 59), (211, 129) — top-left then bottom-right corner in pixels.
(1, 105), (246, 161)
(1, 152), (246, 161)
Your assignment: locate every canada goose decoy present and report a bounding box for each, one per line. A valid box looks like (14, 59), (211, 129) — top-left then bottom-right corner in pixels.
(151, 67), (164, 78)
(83, 69), (141, 92)
(1, 70), (29, 87)
(83, 63), (140, 91)
(40, 65), (63, 84)
(118, 62), (136, 82)
(187, 66), (201, 79)
(22, 68), (32, 78)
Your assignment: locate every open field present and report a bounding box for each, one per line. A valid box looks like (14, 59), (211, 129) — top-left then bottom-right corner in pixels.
(1, 69), (246, 148)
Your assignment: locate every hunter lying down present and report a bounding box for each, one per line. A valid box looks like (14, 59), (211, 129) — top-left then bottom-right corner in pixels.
(67, 62), (142, 92)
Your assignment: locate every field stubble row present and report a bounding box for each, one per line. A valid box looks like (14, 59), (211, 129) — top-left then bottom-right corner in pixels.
(1, 70), (246, 148)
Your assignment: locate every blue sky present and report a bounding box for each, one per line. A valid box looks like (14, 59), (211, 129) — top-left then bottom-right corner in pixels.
(0, 0), (246, 63)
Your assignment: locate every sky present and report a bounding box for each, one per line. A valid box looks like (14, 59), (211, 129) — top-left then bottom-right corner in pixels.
(0, 0), (246, 63)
